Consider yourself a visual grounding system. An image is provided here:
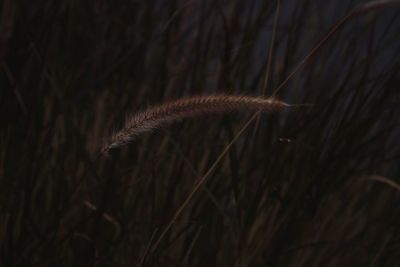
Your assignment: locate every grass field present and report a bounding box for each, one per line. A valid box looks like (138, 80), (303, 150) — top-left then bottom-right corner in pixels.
(1, 0), (400, 266)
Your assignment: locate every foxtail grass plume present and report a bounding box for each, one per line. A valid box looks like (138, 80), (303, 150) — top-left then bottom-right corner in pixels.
(102, 94), (288, 154)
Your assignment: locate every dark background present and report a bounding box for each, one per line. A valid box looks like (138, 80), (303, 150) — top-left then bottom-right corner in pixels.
(1, 0), (400, 266)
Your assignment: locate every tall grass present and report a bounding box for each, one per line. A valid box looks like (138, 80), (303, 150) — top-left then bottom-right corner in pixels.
(1, 0), (400, 266)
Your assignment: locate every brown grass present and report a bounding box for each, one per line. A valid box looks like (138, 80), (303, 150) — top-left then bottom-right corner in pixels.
(101, 94), (288, 154)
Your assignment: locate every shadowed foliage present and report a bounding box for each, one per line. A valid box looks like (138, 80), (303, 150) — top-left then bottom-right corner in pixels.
(1, 0), (400, 266)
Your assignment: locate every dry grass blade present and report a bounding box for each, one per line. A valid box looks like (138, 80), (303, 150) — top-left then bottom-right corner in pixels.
(366, 175), (400, 192)
(272, 0), (400, 97)
(102, 94), (288, 154)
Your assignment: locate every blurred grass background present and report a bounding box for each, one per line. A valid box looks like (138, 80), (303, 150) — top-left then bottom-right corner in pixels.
(1, 0), (400, 266)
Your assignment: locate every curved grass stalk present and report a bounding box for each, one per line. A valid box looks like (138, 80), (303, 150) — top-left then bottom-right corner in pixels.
(102, 94), (288, 154)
